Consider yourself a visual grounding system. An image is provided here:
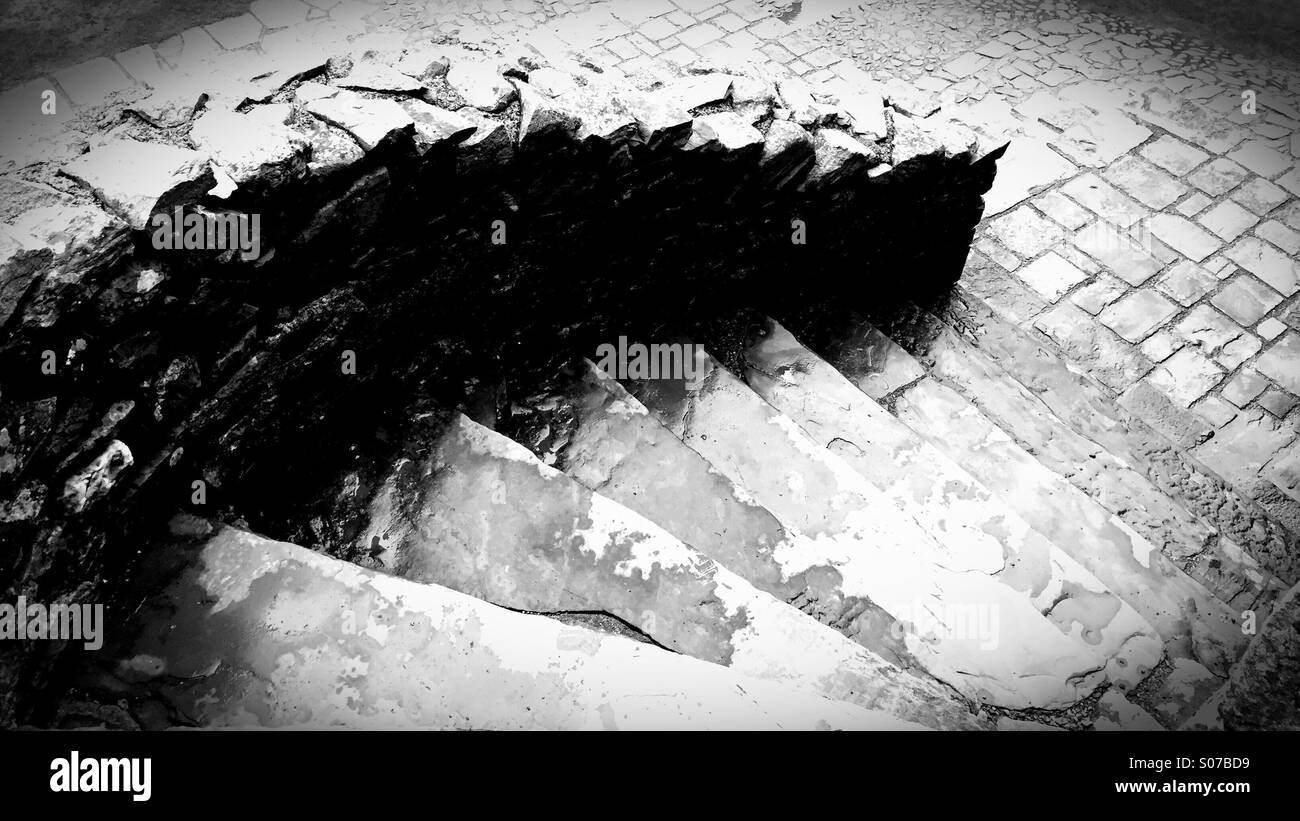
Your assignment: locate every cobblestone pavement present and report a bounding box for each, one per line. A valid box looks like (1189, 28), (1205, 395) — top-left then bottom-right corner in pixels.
(3, 0), (1299, 662)
(805, 0), (1300, 536)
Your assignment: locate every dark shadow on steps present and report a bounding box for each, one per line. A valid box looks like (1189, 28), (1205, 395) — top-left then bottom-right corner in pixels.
(0, 115), (1004, 726)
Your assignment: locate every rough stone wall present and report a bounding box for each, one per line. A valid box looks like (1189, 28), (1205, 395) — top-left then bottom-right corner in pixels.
(0, 35), (996, 725)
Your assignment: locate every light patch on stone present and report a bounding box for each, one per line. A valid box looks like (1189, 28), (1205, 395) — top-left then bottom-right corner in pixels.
(604, 397), (647, 418)
(456, 414), (551, 478)
(195, 528), (296, 612)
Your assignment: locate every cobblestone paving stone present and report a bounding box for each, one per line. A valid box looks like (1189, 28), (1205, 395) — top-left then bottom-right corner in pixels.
(3, 0), (1300, 725)
(804, 0), (1300, 543)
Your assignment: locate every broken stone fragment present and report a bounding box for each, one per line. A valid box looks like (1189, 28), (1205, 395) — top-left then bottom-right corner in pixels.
(880, 77), (941, 118)
(758, 119), (815, 190)
(509, 79), (580, 146)
(525, 67), (580, 98)
(891, 113), (945, 167)
(337, 59), (426, 94)
(554, 81), (641, 145)
(293, 81), (337, 103)
(617, 89), (693, 150)
(730, 74), (776, 108)
(189, 108), (310, 190)
(305, 89), (415, 151)
(811, 101), (847, 128)
(776, 77), (821, 127)
(444, 58), (516, 112)
(453, 114), (514, 173)
(135, 48), (297, 125)
(60, 139), (215, 230)
(683, 112), (763, 154)
(800, 128), (876, 190)
(836, 87), (889, 141)
(893, 113), (978, 164)
(655, 73), (733, 112)
(62, 440), (132, 514)
(399, 99), (478, 154)
(292, 114), (364, 180)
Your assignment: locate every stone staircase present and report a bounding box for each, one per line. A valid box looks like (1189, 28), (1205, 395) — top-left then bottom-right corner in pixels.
(93, 284), (1293, 729)
(480, 294), (1269, 729)
(7, 1), (1295, 731)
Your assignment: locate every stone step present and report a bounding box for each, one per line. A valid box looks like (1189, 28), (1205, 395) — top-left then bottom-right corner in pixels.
(860, 299), (1283, 614)
(815, 323), (1247, 678)
(740, 317), (1164, 695)
(97, 518), (914, 730)
(360, 413), (987, 729)
(934, 287), (1298, 593)
(507, 360), (809, 604)
(622, 348), (1115, 710)
(502, 360), (988, 728)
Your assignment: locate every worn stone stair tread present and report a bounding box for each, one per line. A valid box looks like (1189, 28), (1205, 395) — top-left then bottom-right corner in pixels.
(360, 413), (987, 729)
(107, 521), (917, 730)
(506, 360), (997, 727)
(623, 348), (1114, 710)
(937, 287), (1298, 590)
(511, 360), (805, 600)
(896, 378), (1248, 669)
(866, 299), (1280, 612)
(742, 317), (1164, 693)
(826, 327), (1247, 680)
